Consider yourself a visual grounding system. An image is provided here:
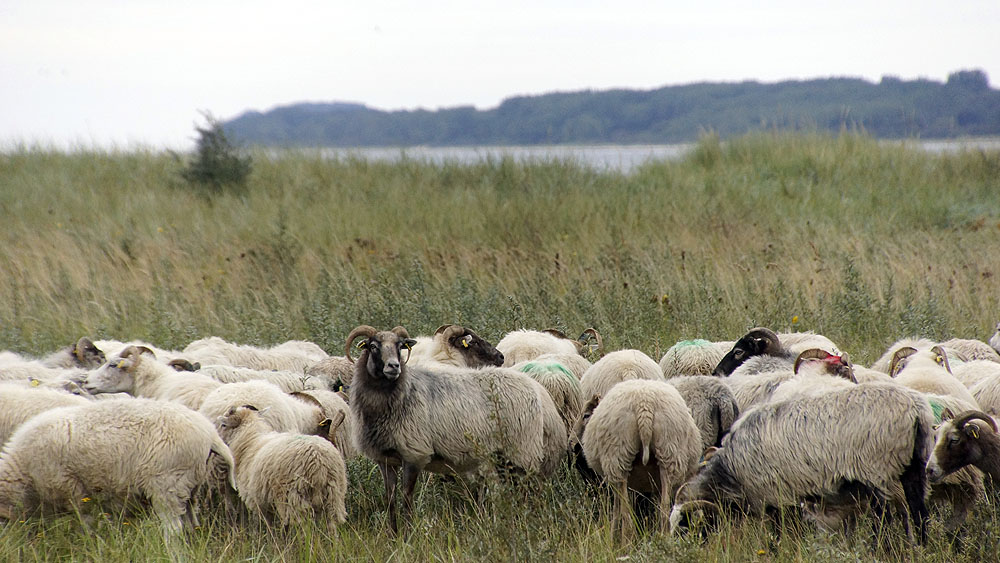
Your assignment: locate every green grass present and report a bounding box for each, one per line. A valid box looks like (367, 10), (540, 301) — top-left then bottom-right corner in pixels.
(2, 132), (1000, 560)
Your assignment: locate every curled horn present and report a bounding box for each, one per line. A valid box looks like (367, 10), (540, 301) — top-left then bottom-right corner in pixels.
(345, 325), (378, 364)
(326, 410), (347, 440)
(930, 345), (952, 374)
(888, 346), (918, 377)
(839, 351), (857, 383)
(390, 326), (410, 339)
(542, 328), (569, 339)
(793, 348), (830, 374)
(437, 324), (467, 344)
(952, 410), (998, 433)
(578, 327), (603, 355)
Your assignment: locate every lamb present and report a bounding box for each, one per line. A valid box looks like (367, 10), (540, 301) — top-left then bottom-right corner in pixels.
(664, 376), (740, 450)
(83, 345), (223, 410)
(214, 405), (347, 533)
(669, 383), (935, 544)
(889, 346), (979, 407)
(346, 325), (565, 532)
(659, 339), (734, 378)
(496, 327), (602, 367)
(0, 383), (91, 445)
(182, 336), (328, 372)
(579, 379), (702, 537)
(0, 398), (236, 536)
(926, 410), (1000, 484)
(514, 360), (582, 433)
(579, 349), (664, 405)
(406, 324), (505, 368)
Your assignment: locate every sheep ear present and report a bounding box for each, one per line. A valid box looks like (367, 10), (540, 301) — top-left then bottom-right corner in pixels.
(940, 408), (955, 421)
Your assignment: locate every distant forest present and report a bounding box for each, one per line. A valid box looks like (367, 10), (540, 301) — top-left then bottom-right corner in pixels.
(223, 70), (1000, 147)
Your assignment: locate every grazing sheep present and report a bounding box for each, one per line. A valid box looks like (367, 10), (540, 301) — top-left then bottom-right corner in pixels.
(939, 338), (1000, 364)
(514, 360), (582, 433)
(196, 364), (332, 393)
(670, 383), (935, 544)
(767, 350), (858, 404)
(659, 339), (734, 378)
(890, 346), (978, 407)
(953, 360), (1000, 390)
(346, 325), (564, 533)
(497, 328), (602, 367)
(926, 410), (1000, 483)
(83, 346), (222, 410)
(198, 380), (326, 435)
(664, 376), (740, 450)
(214, 405), (346, 533)
(724, 371), (795, 412)
(713, 328), (839, 377)
(290, 389), (357, 458)
(183, 336), (327, 372)
(580, 379), (702, 537)
(871, 337), (936, 373)
(579, 350), (664, 405)
(407, 324), (505, 368)
(305, 356), (356, 393)
(0, 383), (91, 445)
(0, 398), (235, 536)
(533, 353), (592, 380)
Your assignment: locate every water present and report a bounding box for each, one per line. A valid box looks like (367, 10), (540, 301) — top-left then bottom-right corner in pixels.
(304, 138), (1000, 174)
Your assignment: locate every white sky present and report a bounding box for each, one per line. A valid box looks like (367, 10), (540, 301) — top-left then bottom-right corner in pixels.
(2, 0), (998, 150)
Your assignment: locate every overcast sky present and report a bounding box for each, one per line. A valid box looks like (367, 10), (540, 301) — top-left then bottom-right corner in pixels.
(2, 0), (997, 150)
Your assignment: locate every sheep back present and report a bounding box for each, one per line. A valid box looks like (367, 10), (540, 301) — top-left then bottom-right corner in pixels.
(579, 350), (663, 404)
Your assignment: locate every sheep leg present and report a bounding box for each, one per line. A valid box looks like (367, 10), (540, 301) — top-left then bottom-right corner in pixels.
(613, 481), (634, 541)
(379, 461), (399, 534)
(400, 462), (421, 530)
(657, 471), (674, 536)
(899, 464), (929, 545)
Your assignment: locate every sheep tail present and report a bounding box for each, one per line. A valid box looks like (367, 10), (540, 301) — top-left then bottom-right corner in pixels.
(211, 435), (238, 492)
(637, 406), (654, 466)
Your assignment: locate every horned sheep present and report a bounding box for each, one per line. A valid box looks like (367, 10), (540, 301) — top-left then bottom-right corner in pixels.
(496, 328), (602, 367)
(671, 383), (935, 543)
(215, 405), (347, 533)
(713, 328), (839, 376)
(406, 324), (505, 369)
(83, 346), (222, 410)
(579, 379), (702, 537)
(197, 380), (332, 436)
(0, 398), (236, 536)
(926, 410), (1000, 484)
(889, 346), (979, 407)
(346, 325), (565, 532)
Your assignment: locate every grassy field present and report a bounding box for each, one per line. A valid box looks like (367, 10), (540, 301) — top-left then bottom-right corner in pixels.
(2, 132), (1000, 560)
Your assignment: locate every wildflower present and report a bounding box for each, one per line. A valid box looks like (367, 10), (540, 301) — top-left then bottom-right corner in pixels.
(757, 549), (767, 555)
(791, 315), (799, 324)
(81, 497), (91, 503)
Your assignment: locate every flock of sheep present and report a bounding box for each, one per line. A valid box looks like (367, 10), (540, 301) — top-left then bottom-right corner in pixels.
(2, 321), (1000, 546)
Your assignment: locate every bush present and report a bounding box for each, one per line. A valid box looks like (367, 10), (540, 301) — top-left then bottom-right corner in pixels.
(180, 112), (252, 196)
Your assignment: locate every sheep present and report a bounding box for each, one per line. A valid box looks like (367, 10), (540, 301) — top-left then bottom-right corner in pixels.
(513, 360), (582, 433)
(658, 339), (733, 378)
(766, 350), (857, 404)
(870, 337), (936, 373)
(953, 360), (1000, 389)
(496, 327), (602, 367)
(406, 324), (505, 368)
(0, 398), (235, 536)
(214, 405), (346, 533)
(93, 339), (183, 363)
(890, 346), (979, 407)
(83, 345), (223, 410)
(712, 328), (839, 376)
(926, 410), (1000, 484)
(969, 374), (1000, 415)
(182, 336), (327, 372)
(991, 322), (1000, 355)
(305, 356), (356, 394)
(345, 325), (564, 533)
(724, 371), (794, 412)
(669, 383), (935, 544)
(579, 349), (664, 406)
(938, 338), (1000, 364)
(39, 337), (107, 370)
(195, 364), (333, 393)
(579, 379), (702, 537)
(0, 383), (91, 445)
(289, 389), (357, 458)
(197, 380), (327, 435)
(664, 376), (740, 450)
(533, 353), (592, 380)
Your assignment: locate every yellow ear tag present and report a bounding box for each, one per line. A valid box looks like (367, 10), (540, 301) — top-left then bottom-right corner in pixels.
(30, 379), (40, 387)
(935, 355), (944, 364)
(969, 426), (980, 439)
(116, 360), (126, 369)
(462, 339), (469, 348)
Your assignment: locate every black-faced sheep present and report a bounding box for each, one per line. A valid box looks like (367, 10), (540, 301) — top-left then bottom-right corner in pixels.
(407, 324), (505, 368)
(926, 409), (1000, 483)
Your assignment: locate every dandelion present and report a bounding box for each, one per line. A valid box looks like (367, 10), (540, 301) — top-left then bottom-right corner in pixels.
(757, 549), (767, 555)
(81, 497), (91, 503)
(791, 315), (799, 324)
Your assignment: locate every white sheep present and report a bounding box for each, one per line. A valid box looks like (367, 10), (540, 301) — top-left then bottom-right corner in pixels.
(39, 337), (107, 370)
(659, 339), (734, 378)
(83, 345), (222, 410)
(579, 349), (664, 405)
(406, 324), (505, 368)
(938, 338), (1000, 364)
(0, 398), (235, 536)
(289, 389), (357, 458)
(215, 405), (346, 533)
(182, 336), (327, 372)
(496, 328), (601, 367)
(664, 376), (740, 450)
(969, 374), (1000, 415)
(197, 380), (326, 435)
(0, 383), (91, 445)
(346, 325), (565, 533)
(890, 346), (979, 407)
(305, 356), (355, 393)
(196, 364), (332, 393)
(533, 352), (592, 380)
(580, 379), (702, 537)
(513, 359), (582, 433)
(952, 360), (1000, 389)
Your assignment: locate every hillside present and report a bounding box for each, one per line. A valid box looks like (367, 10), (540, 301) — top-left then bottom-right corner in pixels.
(223, 70), (1000, 146)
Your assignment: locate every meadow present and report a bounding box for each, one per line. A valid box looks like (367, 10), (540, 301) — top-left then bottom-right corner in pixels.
(1, 132), (999, 561)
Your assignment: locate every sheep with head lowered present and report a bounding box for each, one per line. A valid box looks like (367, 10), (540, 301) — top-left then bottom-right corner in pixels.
(578, 379), (702, 538)
(406, 324), (505, 368)
(0, 398), (235, 537)
(889, 346), (979, 407)
(927, 409), (1000, 484)
(214, 404), (347, 534)
(712, 328), (839, 377)
(83, 345), (223, 410)
(659, 339), (733, 378)
(496, 327), (602, 367)
(664, 375), (740, 451)
(346, 325), (564, 533)
(514, 359), (582, 434)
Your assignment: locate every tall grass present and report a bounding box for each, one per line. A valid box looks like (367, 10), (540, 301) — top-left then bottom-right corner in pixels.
(2, 132), (1000, 560)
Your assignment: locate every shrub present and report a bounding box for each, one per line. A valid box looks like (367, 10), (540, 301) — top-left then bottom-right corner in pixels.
(180, 112), (252, 196)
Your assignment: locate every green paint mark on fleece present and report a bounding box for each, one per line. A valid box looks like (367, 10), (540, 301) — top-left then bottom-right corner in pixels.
(674, 339), (712, 348)
(928, 398), (947, 423)
(518, 361), (579, 388)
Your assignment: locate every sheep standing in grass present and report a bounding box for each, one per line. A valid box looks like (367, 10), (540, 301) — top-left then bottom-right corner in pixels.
(514, 360), (582, 433)
(346, 325), (563, 533)
(497, 328), (602, 367)
(927, 410), (1000, 483)
(407, 324), (505, 368)
(579, 350), (664, 405)
(580, 379), (701, 538)
(83, 346), (222, 410)
(659, 339), (733, 378)
(0, 398), (235, 536)
(215, 405), (347, 533)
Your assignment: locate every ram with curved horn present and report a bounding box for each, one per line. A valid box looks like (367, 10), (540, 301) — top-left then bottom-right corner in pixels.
(404, 324), (504, 368)
(927, 409), (1000, 483)
(793, 349), (856, 382)
(497, 327), (602, 367)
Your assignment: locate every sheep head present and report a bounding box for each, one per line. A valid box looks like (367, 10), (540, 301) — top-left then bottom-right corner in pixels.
(712, 327), (781, 376)
(889, 345), (951, 377)
(927, 409), (998, 482)
(543, 327), (603, 359)
(72, 337), (106, 369)
(793, 349), (856, 382)
(167, 358), (200, 372)
(435, 324), (504, 367)
(82, 345), (155, 394)
(346, 325), (417, 383)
